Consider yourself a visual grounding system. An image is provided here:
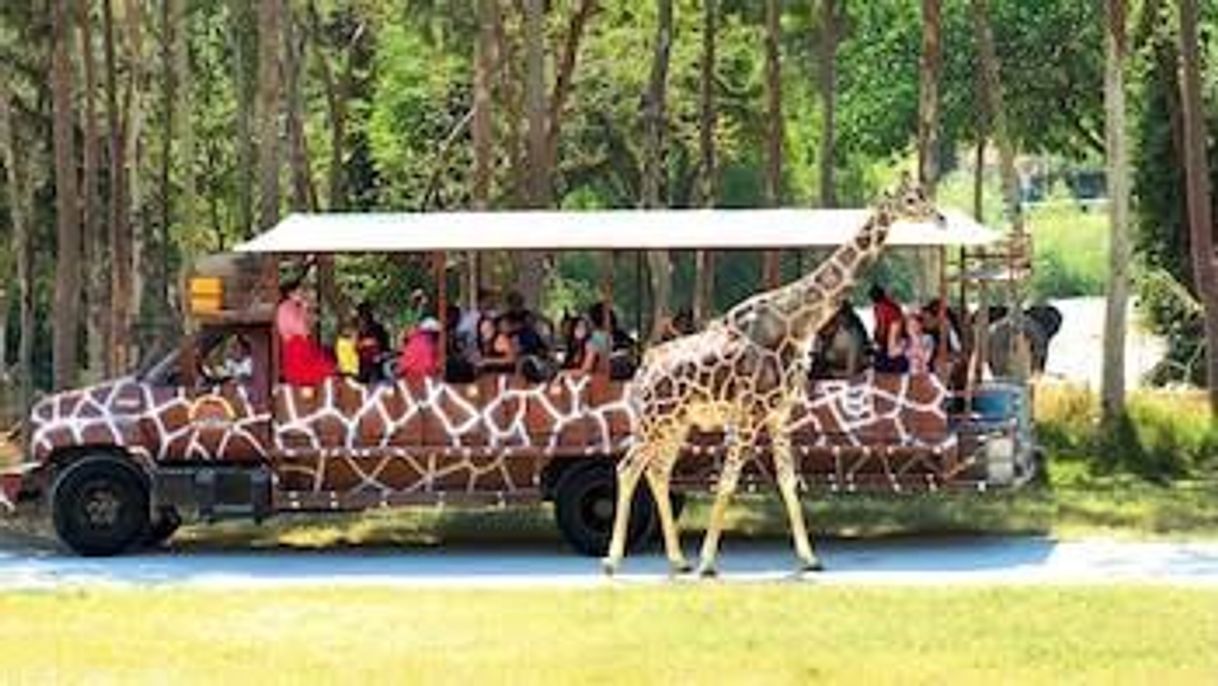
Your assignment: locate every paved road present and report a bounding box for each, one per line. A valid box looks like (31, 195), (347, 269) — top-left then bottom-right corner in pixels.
(1, 537), (1216, 590)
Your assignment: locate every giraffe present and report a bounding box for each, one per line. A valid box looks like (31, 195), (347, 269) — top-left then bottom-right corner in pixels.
(603, 177), (943, 576)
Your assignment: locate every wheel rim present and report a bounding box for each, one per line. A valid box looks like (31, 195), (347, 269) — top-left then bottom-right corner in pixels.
(79, 481), (123, 530)
(578, 483), (615, 535)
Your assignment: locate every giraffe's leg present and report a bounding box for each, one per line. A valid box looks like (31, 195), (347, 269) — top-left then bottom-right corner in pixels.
(770, 425), (822, 572)
(695, 444), (745, 578)
(602, 444), (649, 575)
(645, 459), (690, 574)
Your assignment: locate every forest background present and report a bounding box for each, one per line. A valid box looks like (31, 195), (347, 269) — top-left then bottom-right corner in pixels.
(0, 0), (1215, 433)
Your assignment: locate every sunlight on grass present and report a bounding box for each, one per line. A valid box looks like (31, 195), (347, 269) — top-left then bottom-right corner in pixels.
(0, 586), (1214, 684)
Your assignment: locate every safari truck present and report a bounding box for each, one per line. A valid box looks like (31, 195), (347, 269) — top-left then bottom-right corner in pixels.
(0, 209), (1038, 557)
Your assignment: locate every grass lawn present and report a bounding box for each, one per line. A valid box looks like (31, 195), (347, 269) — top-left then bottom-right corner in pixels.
(0, 585), (1214, 684)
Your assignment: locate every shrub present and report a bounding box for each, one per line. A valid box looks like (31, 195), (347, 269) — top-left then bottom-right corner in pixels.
(1034, 384), (1217, 481)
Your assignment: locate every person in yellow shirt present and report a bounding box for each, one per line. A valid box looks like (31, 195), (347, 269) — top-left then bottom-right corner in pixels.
(335, 317), (360, 378)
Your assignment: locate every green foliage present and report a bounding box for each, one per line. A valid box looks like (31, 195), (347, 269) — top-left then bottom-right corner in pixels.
(1036, 385), (1218, 482)
(1131, 11), (1218, 387)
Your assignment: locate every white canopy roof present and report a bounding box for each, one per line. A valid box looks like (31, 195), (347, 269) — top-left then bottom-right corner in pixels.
(234, 207), (998, 254)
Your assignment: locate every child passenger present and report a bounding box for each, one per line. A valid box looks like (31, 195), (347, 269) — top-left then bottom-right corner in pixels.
(335, 317), (360, 378)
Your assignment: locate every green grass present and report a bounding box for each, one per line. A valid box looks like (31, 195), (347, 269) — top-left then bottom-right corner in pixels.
(0, 586), (1214, 684)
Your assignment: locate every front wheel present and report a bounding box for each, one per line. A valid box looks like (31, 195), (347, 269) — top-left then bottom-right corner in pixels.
(51, 456), (150, 557)
(553, 462), (656, 557)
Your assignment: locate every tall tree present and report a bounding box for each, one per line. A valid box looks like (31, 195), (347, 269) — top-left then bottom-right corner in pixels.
(256, 0), (284, 231)
(519, 0), (548, 305)
(470, 0), (496, 306)
(762, 0), (782, 287)
(50, 0), (81, 390)
(0, 79), (34, 409)
(230, 0), (256, 236)
(972, 0), (1027, 379)
(122, 0), (147, 360)
(1101, 0), (1131, 422)
(1177, 0), (1218, 414)
(916, 0), (942, 195)
(692, 0), (717, 324)
(817, 0), (839, 209)
(642, 0), (674, 343)
(104, 0), (131, 375)
(78, 0), (107, 379)
(284, 7), (316, 213)
(171, 0), (197, 275)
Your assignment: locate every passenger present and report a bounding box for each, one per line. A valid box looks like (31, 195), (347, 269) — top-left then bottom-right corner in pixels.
(905, 313), (935, 375)
(277, 281), (336, 385)
(874, 311), (910, 374)
(223, 336), (254, 381)
(402, 288), (430, 331)
(356, 301), (391, 382)
(478, 315), (518, 372)
(920, 299), (962, 368)
(457, 288), (497, 354)
(869, 285), (903, 350)
(562, 315), (602, 375)
(514, 310), (548, 358)
(398, 317), (442, 380)
(587, 302), (634, 351)
(334, 317), (360, 378)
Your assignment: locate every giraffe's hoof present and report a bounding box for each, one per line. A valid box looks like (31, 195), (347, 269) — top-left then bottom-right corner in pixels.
(601, 558), (619, 577)
(670, 560), (693, 575)
(696, 565), (719, 579)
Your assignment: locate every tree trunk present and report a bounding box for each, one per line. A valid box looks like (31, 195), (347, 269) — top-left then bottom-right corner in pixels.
(469, 0), (496, 308)
(157, 0), (178, 326)
(473, 0), (495, 212)
(104, 0), (130, 375)
(917, 0), (942, 194)
(79, 0), (108, 380)
(1178, 0), (1218, 414)
(544, 0), (598, 172)
(693, 0), (717, 323)
(762, 0), (782, 288)
(230, 0), (256, 236)
(0, 82), (33, 409)
(51, 0), (81, 391)
(1100, 0), (1131, 422)
(642, 0), (674, 343)
(972, 0), (1027, 379)
(285, 9), (316, 213)
(256, 0), (284, 232)
(518, 0), (548, 305)
(122, 0), (147, 361)
(817, 0), (838, 209)
(171, 0), (197, 311)
(306, 0), (346, 212)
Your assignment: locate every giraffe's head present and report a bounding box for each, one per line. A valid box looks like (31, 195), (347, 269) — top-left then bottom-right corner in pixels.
(855, 174), (943, 255)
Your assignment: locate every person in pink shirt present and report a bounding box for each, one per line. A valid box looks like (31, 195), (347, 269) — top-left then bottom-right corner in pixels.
(398, 317), (441, 380)
(276, 281), (335, 385)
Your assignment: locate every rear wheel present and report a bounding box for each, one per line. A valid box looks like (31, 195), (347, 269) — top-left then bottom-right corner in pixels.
(553, 462), (656, 557)
(51, 456), (150, 557)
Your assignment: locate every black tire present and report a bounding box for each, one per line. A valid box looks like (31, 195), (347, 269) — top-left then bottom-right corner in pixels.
(144, 506), (182, 548)
(553, 463), (656, 557)
(51, 456), (150, 557)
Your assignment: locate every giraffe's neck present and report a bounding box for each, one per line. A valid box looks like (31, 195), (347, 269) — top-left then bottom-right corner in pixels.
(755, 213), (891, 347)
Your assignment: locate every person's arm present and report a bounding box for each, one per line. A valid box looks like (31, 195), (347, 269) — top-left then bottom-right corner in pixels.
(887, 322), (903, 357)
(577, 341), (599, 375)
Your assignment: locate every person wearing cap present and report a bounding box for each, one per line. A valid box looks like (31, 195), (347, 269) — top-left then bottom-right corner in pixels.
(398, 316), (442, 380)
